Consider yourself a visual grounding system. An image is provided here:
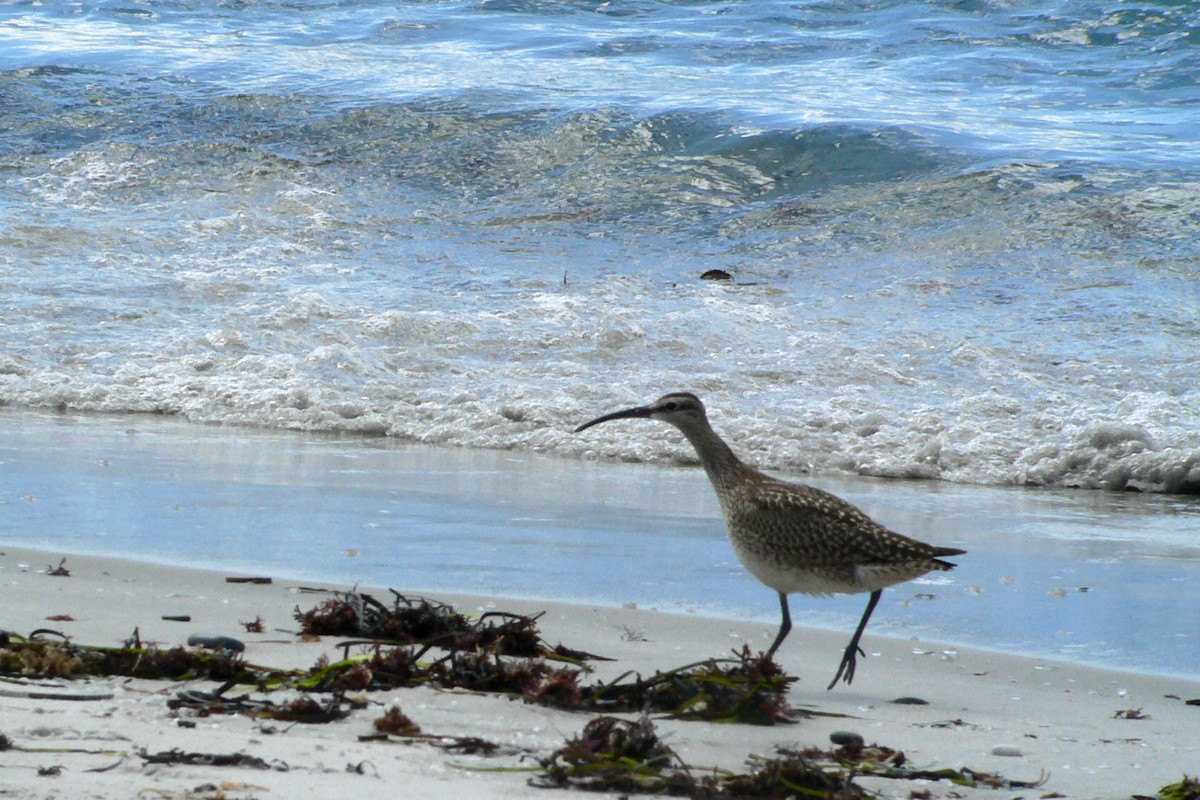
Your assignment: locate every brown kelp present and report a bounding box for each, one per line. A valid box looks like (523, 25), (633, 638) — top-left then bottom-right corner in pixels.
(295, 590), (599, 661)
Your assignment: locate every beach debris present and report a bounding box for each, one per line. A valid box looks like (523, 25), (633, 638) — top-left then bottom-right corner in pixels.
(0, 634), (254, 683)
(297, 646), (425, 692)
(430, 647), (579, 697)
(226, 576), (273, 584)
(123, 627), (142, 649)
(891, 696), (930, 705)
(187, 633), (246, 653)
(241, 616), (265, 633)
(360, 729), (507, 755)
(44, 614), (75, 622)
(168, 690), (354, 723)
(533, 715), (690, 794)
(990, 744), (1024, 757)
(47, 558), (71, 577)
(0, 637), (84, 678)
(1113, 707), (1151, 720)
(535, 718), (867, 797)
(723, 749), (865, 799)
(294, 590), (606, 661)
(700, 268), (732, 280)
(756, 738), (1047, 792)
(583, 646), (794, 724)
(917, 718), (978, 730)
(361, 706), (509, 754)
(1149, 774), (1200, 800)
(161, 615), (192, 622)
(829, 730), (864, 747)
(295, 642), (791, 723)
(620, 625), (648, 642)
(373, 705), (421, 735)
(296, 591), (471, 646)
(138, 748), (287, 771)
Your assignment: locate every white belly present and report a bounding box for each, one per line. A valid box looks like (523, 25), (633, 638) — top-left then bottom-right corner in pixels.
(731, 539), (864, 596)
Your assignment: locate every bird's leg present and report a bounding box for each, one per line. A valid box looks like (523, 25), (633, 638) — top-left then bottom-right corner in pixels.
(827, 589), (881, 690)
(764, 592), (792, 660)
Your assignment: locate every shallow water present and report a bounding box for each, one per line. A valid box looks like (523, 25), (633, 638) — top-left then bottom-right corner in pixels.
(2, 0), (1199, 493)
(3, 410), (1197, 677)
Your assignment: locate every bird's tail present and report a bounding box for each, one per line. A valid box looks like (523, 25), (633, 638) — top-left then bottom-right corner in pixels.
(931, 546), (966, 570)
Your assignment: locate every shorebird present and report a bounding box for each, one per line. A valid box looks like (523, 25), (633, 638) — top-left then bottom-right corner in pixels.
(575, 392), (965, 690)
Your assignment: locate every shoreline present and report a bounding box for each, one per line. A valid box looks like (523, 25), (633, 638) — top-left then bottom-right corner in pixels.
(5, 542), (1199, 685)
(4, 408), (1199, 678)
(3, 545), (1200, 799)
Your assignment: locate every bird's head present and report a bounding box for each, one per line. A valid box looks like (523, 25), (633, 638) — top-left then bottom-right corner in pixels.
(575, 392), (708, 433)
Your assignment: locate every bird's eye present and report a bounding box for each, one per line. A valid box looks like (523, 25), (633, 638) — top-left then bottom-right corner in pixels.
(664, 401), (678, 411)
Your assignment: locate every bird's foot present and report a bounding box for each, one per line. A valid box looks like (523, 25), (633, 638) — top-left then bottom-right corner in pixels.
(826, 644), (865, 691)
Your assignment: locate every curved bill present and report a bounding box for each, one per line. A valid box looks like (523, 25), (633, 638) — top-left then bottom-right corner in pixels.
(574, 405), (652, 433)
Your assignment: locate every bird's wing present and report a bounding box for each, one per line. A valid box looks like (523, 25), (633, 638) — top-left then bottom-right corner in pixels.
(733, 479), (942, 566)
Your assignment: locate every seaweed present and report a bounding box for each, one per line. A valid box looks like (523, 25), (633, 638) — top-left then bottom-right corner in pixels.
(373, 706), (422, 735)
(535, 719), (1041, 798)
(139, 748), (286, 770)
(294, 591), (472, 647)
(812, 740), (1046, 790)
(294, 645), (425, 692)
(98, 644), (246, 681)
(582, 646), (793, 724)
(362, 705), (510, 755)
(1152, 775), (1200, 800)
(533, 715), (694, 795)
(167, 690), (355, 723)
(293, 591), (605, 662)
(2, 601), (791, 726)
(0, 633), (298, 689)
(430, 648), (559, 695)
(528, 665), (586, 708)
(719, 750), (864, 799)
(1114, 707), (1151, 720)
(303, 642), (791, 724)
(0, 637), (246, 682)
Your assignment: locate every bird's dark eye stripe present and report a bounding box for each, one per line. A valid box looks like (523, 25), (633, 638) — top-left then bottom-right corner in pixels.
(664, 402), (678, 411)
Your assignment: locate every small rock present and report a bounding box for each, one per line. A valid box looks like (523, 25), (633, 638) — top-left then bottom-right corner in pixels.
(891, 696), (929, 705)
(186, 633), (246, 652)
(990, 744), (1023, 757)
(699, 269), (732, 281)
(829, 730), (864, 747)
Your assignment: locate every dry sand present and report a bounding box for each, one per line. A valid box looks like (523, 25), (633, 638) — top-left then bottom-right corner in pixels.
(1, 545), (1197, 800)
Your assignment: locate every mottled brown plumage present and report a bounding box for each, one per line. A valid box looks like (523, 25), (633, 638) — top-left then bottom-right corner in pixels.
(576, 392), (965, 689)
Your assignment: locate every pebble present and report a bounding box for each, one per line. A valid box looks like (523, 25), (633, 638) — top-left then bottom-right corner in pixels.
(990, 744), (1024, 757)
(891, 696), (930, 705)
(829, 730), (864, 747)
(186, 633), (246, 652)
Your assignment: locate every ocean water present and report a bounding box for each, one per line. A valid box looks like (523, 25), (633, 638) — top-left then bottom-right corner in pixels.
(1, 0), (1199, 494)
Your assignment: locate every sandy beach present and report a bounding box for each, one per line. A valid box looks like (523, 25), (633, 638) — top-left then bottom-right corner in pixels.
(2, 544), (1198, 800)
